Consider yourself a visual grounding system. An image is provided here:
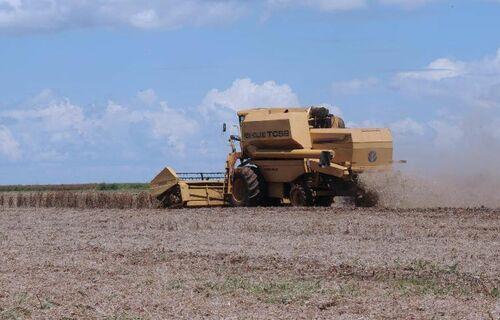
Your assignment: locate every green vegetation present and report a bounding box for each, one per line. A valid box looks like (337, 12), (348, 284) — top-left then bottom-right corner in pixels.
(395, 277), (458, 296)
(95, 183), (150, 191)
(198, 277), (324, 304)
(0, 183), (150, 192)
(0, 292), (32, 320)
(164, 279), (185, 291)
(193, 276), (363, 305)
(103, 314), (144, 320)
(391, 260), (499, 298)
(491, 287), (499, 298)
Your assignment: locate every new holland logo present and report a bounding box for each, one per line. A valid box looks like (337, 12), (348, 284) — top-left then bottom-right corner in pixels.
(368, 151), (378, 163)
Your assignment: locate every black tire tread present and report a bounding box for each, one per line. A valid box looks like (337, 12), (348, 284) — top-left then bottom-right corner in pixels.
(231, 166), (264, 207)
(290, 183), (314, 207)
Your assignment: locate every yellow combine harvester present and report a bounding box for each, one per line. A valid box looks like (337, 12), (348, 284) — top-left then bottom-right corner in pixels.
(151, 106), (393, 208)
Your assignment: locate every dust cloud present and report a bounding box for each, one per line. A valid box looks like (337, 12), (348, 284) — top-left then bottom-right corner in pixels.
(359, 170), (500, 209)
(359, 109), (500, 209)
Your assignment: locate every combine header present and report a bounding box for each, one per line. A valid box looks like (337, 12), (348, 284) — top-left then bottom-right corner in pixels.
(151, 169), (226, 208)
(151, 106), (394, 208)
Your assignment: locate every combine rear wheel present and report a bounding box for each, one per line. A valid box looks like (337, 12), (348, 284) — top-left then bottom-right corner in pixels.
(230, 167), (264, 207)
(289, 183), (314, 207)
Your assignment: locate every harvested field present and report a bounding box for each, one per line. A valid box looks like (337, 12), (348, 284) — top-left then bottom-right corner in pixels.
(0, 206), (498, 319)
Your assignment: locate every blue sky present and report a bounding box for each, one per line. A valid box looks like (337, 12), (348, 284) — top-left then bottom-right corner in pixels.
(1, 0), (500, 184)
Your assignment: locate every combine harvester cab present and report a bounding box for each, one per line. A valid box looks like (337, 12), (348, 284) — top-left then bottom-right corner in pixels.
(151, 167), (227, 208)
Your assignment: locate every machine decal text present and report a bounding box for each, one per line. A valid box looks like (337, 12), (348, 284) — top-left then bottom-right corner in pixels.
(244, 130), (290, 139)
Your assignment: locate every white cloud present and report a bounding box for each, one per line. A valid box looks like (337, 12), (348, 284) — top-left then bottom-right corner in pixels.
(347, 119), (384, 128)
(332, 77), (379, 95)
(384, 49), (500, 160)
(34, 149), (67, 161)
(0, 125), (21, 160)
(267, 0), (367, 11)
(129, 9), (161, 29)
(390, 118), (425, 136)
(0, 90), (199, 161)
(0, 0), (245, 33)
(330, 105), (343, 116)
(317, 103), (343, 116)
(266, 0), (446, 12)
(147, 101), (197, 153)
(137, 89), (158, 106)
(99, 101), (144, 131)
(428, 120), (463, 147)
(378, 0), (438, 9)
(94, 99), (198, 154)
(3, 99), (91, 143)
(199, 78), (300, 118)
(397, 58), (466, 81)
(347, 118), (427, 139)
(394, 49), (500, 109)
(0, 0), (450, 33)
(0, 79), (299, 164)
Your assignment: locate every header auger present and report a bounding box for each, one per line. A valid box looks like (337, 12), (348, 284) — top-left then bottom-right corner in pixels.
(150, 106), (393, 208)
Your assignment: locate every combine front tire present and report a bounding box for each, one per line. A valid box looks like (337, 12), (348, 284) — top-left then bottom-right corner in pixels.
(289, 183), (314, 207)
(231, 167), (264, 207)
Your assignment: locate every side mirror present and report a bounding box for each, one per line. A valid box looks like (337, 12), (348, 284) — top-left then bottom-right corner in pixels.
(222, 123), (227, 133)
(319, 151), (333, 168)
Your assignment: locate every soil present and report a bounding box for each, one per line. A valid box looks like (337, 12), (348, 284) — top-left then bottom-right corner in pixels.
(0, 206), (499, 319)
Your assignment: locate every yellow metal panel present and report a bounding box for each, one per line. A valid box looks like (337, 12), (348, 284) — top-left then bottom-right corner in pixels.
(267, 182), (285, 198)
(179, 182), (190, 203)
(307, 159), (349, 178)
(311, 128), (393, 169)
(185, 199), (225, 207)
(310, 128), (351, 143)
(253, 160), (306, 182)
(247, 147), (332, 160)
(150, 167), (179, 198)
(183, 181), (225, 207)
(241, 109), (312, 151)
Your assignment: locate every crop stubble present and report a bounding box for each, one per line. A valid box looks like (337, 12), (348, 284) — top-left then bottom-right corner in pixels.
(0, 205), (498, 319)
(0, 191), (158, 210)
